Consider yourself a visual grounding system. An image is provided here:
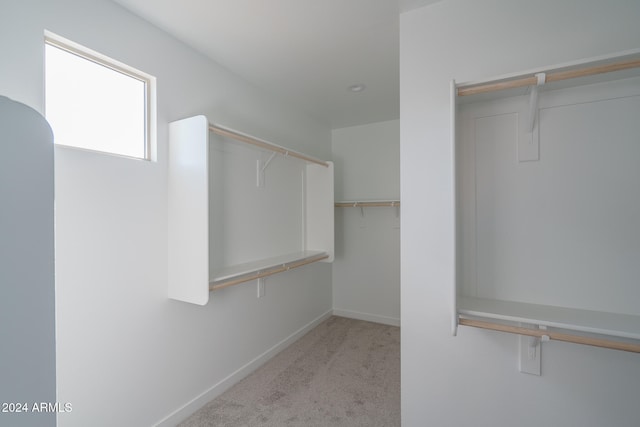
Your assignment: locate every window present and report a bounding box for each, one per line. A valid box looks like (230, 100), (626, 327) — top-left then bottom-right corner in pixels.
(45, 33), (155, 160)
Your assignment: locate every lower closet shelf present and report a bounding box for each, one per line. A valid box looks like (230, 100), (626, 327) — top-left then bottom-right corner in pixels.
(210, 250), (329, 291)
(458, 296), (640, 341)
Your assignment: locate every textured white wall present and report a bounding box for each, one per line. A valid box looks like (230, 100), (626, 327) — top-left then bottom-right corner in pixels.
(400, 0), (640, 426)
(332, 120), (400, 325)
(1, 1), (332, 426)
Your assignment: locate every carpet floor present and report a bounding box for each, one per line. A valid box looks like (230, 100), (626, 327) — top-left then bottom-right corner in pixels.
(178, 316), (400, 427)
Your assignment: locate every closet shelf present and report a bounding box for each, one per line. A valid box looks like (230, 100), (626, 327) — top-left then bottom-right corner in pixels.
(210, 251), (329, 291)
(335, 200), (400, 208)
(209, 123), (329, 167)
(453, 51), (640, 360)
(458, 297), (640, 352)
(456, 56), (640, 97)
(168, 115), (334, 305)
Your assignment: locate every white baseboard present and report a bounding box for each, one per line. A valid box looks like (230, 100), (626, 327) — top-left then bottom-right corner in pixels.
(332, 308), (401, 327)
(154, 309), (333, 427)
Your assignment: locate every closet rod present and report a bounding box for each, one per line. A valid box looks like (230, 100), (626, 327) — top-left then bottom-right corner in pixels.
(335, 201), (400, 208)
(209, 253), (329, 291)
(457, 58), (640, 97)
(459, 318), (640, 354)
(209, 124), (329, 167)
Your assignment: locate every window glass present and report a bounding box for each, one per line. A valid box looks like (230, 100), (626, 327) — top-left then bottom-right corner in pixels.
(45, 36), (152, 160)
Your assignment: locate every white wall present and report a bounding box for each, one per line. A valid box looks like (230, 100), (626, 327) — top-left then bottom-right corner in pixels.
(332, 120), (400, 325)
(400, 1), (640, 426)
(1, 1), (332, 426)
(332, 120), (400, 202)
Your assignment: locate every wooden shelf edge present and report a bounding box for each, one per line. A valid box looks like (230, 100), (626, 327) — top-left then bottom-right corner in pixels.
(458, 297), (640, 340)
(209, 251), (329, 291)
(458, 318), (640, 354)
(335, 200), (400, 208)
(209, 123), (329, 168)
(457, 56), (640, 97)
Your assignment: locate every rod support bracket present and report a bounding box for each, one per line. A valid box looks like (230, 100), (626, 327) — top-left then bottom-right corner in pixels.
(256, 152), (278, 187)
(528, 72), (546, 133)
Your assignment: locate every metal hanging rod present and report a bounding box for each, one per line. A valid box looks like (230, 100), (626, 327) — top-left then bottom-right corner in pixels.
(457, 57), (640, 97)
(209, 253), (329, 292)
(209, 123), (329, 167)
(335, 201), (400, 208)
(459, 318), (640, 354)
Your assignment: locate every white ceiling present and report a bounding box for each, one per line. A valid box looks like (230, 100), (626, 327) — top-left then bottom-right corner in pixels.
(111, 0), (442, 129)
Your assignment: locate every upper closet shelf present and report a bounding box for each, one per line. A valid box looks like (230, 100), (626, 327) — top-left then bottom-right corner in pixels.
(455, 52), (640, 104)
(458, 297), (640, 354)
(458, 297), (640, 341)
(209, 123), (329, 167)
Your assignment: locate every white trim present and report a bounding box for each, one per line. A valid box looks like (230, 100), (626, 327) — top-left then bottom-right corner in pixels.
(153, 309), (333, 427)
(332, 308), (401, 327)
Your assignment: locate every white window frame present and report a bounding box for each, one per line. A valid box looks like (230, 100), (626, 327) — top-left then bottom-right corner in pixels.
(44, 31), (156, 161)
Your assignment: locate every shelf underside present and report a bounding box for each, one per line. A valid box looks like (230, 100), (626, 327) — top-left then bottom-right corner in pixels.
(210, 250), (328, 289)
(458, 296), (640, 341)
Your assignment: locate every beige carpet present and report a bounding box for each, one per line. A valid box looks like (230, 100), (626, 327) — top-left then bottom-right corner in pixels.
(179, 316), (400, 427)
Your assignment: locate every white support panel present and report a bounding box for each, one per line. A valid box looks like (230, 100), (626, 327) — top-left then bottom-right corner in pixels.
(450, 78), (458, 337)
(168, 115), (210, 305)
(305, 161), (334, 262)
(519, 324), (542, 376)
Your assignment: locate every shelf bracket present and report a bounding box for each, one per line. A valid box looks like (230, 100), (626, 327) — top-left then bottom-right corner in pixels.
(256, 152), (277, 187)
(519, 72), (545, 162)
(393, 204), (400, 229)
(527, 72), (546, 133)
(519, 323), (546, 376)
(257, 277), (265, 298)
(357, 204), (368, 228)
